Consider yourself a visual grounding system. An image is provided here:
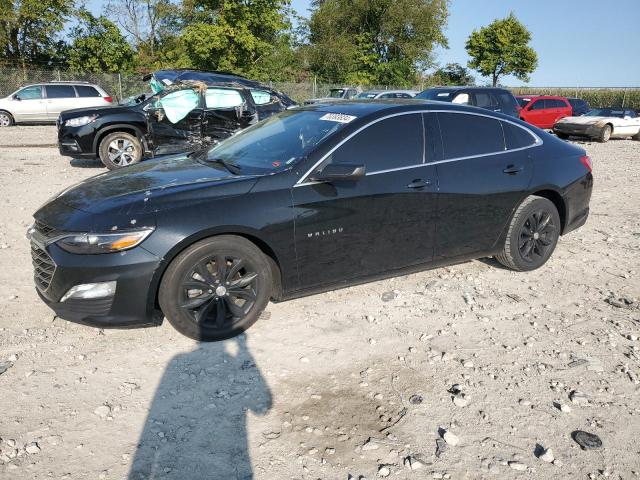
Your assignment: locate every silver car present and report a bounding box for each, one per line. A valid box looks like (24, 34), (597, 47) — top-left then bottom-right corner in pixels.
(0, 82), (112, 127)
(356, 90), (418, 99)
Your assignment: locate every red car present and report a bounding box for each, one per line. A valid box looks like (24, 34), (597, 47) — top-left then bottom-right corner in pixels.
(517, 95), (573, 129)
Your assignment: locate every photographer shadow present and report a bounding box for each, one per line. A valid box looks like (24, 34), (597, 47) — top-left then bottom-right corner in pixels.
(128, 334), (272, 480)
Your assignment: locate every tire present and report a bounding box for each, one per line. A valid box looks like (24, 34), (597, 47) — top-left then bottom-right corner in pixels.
(596, 124), (612, 143)
(0, 110), (14, 127)
(98, 131), (143, 169)
(496, 195), (561, 272)
(159, 235), (273, 341)
(633, 129), (640, 141)
(555, 132), (569, 140)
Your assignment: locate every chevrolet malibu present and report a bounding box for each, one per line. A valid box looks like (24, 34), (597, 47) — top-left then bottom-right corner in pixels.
(29, 101), (593, 341)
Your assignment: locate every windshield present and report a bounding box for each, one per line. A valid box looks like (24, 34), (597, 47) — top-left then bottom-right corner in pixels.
(204, 110), (353, 175)
(119, 92), (152, 106)
(585, 108), (624, 118)
(328, 89), (345, 98)
(415, 89), (457, 101)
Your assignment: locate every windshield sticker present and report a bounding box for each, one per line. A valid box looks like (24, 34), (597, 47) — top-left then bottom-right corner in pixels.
(319, 113), (357, 124)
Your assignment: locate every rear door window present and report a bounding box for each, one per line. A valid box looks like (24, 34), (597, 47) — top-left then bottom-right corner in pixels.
(438, 112), (505, 158)
(473, 92), (494, 108)
(76, 85), (101, 97)
(205, 88), (244, 108)
(250, 89), (273, 105)
(45, 85), (77, 98)
(331, 113), (424, 172)
(451, 93), (470, 105)
(530, 100), (545, 110)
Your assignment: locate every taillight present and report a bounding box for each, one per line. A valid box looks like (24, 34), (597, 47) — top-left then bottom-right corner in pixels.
(579, 155), (592, 172)
(104, 96), (113, 103)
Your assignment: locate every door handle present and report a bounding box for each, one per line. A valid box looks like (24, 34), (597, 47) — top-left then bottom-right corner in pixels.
(503, 165), (523, 175)
(407, 179), (432, 189)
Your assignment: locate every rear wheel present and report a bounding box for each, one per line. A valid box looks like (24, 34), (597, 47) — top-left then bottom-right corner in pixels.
(596, 124), (612, 143)
(633, 129), (640, 140)
(98, 131), (142, 169)
(496, 196), (561, 272)
(159, 236), (273, 341)
(0, 111), (14, 127)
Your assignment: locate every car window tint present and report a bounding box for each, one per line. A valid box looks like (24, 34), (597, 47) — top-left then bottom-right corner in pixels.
(473, 92), (493, 107)
(331, 114), (424, 172)
(45, 85), (76, 98)
(205, 88), (243, 108)
(76, 85), (100, 97)
(496, 92), (519, 114)
(502, 121), (537, 149)
(438, 112), (505, 158)
(530, 100), (545, 110)
(16, 86), (42, 100)
(250, 89), (272, 105)
(451, 93), (470, 105)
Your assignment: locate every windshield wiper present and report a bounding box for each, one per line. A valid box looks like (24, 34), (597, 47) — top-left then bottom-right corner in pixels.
(203, 157), (242, 175)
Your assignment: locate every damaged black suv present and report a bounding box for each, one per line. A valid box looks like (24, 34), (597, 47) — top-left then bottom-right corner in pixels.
(57, 69), (296, 169)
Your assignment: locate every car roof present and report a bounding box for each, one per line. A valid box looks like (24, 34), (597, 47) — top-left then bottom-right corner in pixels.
(299, 99), (508, 117)
(425, 86), (509, 91)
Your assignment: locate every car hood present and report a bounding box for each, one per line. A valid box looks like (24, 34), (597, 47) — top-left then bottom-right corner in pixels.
(556, 116), (610, 125)
(35, 155), (259, 231)
(59, 104), (139, 121)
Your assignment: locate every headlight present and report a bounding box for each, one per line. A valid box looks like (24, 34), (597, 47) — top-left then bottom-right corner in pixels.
(64, 114), (98, 127)
(56, 228), (154, 254)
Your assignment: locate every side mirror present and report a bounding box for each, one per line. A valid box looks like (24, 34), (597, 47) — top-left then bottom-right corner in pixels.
(13, 95), (21, 101)
(310, 163), (365, 182)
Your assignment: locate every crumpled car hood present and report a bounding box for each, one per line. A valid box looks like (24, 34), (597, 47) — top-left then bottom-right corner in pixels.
(557, 116), (611, 125)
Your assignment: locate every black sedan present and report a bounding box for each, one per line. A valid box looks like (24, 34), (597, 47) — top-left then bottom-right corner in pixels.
(30, 100), (593, 341)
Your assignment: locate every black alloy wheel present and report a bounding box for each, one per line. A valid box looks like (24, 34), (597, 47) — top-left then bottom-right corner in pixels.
(496, 195), (561, 271)
(159, 235), (273, 341)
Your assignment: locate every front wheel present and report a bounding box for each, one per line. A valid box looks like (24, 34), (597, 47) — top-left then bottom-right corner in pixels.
(0, 111), (14, 127)
(159, 236), (273, 341)
(496, 196), (561, 272)
(596, 124), (612, 143)
(98, 131), (143, 169)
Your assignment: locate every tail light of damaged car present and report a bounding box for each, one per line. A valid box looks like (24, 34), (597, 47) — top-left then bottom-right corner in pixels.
(32, 101), (593, 341)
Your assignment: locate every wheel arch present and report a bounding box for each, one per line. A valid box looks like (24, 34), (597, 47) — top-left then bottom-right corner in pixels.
(0, 109), (15, 124)
(530, 188), (567, 234)
(93, 124), (149, 154)
(147, 228), (284, 320)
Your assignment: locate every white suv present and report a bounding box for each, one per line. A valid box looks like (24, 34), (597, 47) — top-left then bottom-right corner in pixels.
(0, 82), (113, 127)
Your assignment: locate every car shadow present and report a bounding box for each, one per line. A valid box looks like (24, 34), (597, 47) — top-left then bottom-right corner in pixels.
(128, 334), (272, 480)
(70, 158), (105, 169)
(477, 256), (511, 271)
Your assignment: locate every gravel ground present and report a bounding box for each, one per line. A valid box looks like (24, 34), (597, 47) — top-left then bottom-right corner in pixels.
(0, 126), (639, 480)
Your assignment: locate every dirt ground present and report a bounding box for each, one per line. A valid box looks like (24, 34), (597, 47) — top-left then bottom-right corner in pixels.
(0, 126), (639, 480)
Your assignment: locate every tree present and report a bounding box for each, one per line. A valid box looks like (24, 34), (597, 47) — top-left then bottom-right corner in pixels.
(432, 63), (475, 86)
(165, 0), (297, 81)
(0, 0), (74, 68)
(67, 9), (136, 73)
(465, 13), (537, 86)
(307, 0), (448, 86)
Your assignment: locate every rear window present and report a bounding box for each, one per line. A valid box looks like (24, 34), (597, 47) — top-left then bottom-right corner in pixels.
(416, 89), (458, 101)
(250, 89), (272, 105)
(473, 92), (494, 107)
(438, 112), (505, 159)
(45, 85), (76, 98)
(76, 85), (101, 97)
(496, 92), (519, 114)
(502, 121), (537, 149)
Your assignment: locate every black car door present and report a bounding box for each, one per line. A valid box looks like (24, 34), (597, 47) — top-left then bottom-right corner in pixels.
(202, 87), (257, 143)
(148, 88), (204, 155)
(434, 112), (535, 260)
(291, 112), (439, 289)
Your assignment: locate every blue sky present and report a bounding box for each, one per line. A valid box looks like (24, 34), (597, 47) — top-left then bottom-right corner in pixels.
(88, 0), (640, 87)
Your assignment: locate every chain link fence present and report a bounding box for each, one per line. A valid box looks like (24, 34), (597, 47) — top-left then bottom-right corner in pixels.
(1, 67), (639, 108)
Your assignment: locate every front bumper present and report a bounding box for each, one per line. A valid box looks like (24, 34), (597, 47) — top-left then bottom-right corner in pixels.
(553, 123), (601, 138)
(58, 124), (99, 159)
(31, 233), (163, 328)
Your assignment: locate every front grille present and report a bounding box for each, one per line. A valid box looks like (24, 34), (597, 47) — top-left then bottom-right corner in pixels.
(31, 242), (56, 291)
(34, 220), (56, 238)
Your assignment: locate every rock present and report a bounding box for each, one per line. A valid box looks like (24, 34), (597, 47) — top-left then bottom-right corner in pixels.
(462, 360), (474, 368)
(442, 431), (459, 446)
(381, 292), (396, 302)
(362, 438), (380, 451)
(377, 465), (391, 477)
(569, 390), (589, 405)
(94, 405), (111, 419)
(559, 403), (571, 413)
(453, 395), (468, 408)
(572, 430), (603, 450)
(540, 448), (554, 463)
(325, 447), (335, 455)
(409, 394), (423, 405)
(25, 442), (40, 454)
(0, 361), (13, 375)
(508, 461), (527, 471)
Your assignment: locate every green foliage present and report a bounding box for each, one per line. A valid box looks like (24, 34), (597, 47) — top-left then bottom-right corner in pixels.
(307, 0), (448, 86)
(0, 0), (74, 65)
(431, 63), (475, 86)
(67, 9), (137, 73)
(466, 13), (537, 86)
